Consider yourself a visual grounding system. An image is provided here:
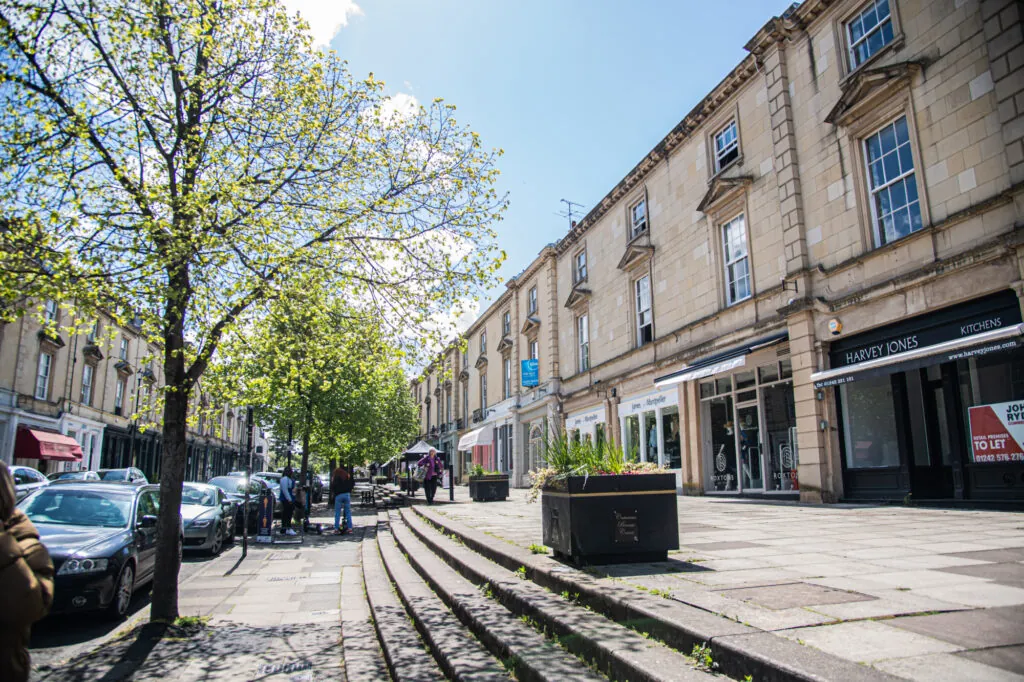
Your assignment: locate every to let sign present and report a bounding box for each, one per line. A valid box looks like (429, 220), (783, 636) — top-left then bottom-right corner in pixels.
(968, 400), (1024, 463)
(521, 359), (539, 387)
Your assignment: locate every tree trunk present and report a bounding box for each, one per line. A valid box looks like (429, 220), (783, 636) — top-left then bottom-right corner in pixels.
(300, 417), (310, 494)
(151, 267), (191, 622)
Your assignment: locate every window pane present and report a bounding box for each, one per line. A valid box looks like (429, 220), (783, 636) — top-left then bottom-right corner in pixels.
(889, 179), (907, 208)
(879, 123), (896, 152)
(716, 376), (732, 394)
(735, 371), (756, 390)
(706, 395), (737, 491)
(700, 381), (715, 399)
(759, 363), (780, 383)
(882, 151), (900, 183)
(841, 376), (900, 468)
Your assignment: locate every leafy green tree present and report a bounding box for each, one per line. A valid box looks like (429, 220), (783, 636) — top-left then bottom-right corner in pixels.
(0, 0), (504, 619)
(207, 280), (418, 486)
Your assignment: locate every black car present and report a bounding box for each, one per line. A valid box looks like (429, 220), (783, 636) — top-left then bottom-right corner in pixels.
(208, 476), (267, 533)
(17, 481), (182, 618)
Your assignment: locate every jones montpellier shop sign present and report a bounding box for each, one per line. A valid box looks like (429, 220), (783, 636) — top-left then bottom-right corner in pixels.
(968, 401), (1024, 464)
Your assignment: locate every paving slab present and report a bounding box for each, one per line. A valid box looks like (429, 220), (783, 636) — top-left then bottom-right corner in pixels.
(887, 606), (1024, 649)
(935, 560), (1024, 587)
(780, 620), (963, 663)
(719, 582), (876, 610)
(873, 651), (1024, 681)
(956, 644), (1024, 675)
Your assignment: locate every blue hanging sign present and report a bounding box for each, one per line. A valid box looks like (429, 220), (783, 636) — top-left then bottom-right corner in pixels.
(521, 359), (539, 387)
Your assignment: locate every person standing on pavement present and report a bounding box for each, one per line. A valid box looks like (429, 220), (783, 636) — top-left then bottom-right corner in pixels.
(0, 460), (54, 682)
(416, 448), (442, 505)
(279, 467), (296, 535)
(331, 467), (354, 535)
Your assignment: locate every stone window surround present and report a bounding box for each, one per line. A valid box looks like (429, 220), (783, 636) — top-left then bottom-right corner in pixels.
(705, 102), (743, 180)
(706, 191), (756, 311)
(628, 194), (648, 240)
(839, 89), (931, 254)
(633, 273), (654, 348)
(833, 0), (906, 80)
(35, 348), (54, 401)
(576, 310), (590, 373)
(721, 213), (753, 306)
(573, 246), (588, 284)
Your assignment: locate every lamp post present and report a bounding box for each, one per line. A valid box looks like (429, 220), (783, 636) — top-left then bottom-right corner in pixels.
(243, 406), (254, 557)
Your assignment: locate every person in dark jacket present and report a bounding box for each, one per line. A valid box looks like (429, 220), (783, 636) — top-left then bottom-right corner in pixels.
(0, 460), (54, 682)
(417, 448), (442, 505)
(331, 467), (354, 535)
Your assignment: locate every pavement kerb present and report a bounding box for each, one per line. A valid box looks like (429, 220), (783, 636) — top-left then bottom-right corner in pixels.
(398, 507), (715, 682)
(412, 505), (905, 682)
(375, 512), (508, 681)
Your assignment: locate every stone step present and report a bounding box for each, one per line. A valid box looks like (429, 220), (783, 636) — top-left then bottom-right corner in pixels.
(342, 551), (390, 682)
(361, 517), (444, 682)
(375, 514), (509, 681)
(388, 511), (607, 682)
(412, 505), (902, 682)
(397, 508), (715, 682)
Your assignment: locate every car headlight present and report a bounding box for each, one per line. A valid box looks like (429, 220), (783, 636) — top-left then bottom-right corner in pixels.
(189, 518), (213, 528)
(58, 558), (109, 575)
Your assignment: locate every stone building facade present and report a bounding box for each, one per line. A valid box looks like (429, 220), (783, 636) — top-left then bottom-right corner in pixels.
(0, 301), (261, 481)
(412, 0), (1024, 504)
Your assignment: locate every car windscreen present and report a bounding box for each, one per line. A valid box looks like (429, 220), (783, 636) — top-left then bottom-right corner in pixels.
(181, 485), (217, 506)
(20, 489), (132, 528)
(58, 471), (87, 480)
(209, 477), (259, 495)
(99, 470), (128, 481)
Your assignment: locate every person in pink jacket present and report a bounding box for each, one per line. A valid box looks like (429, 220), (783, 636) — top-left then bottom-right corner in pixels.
(416, 449), (442, 505)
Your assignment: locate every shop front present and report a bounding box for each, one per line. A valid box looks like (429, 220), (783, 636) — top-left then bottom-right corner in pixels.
(814, 290), (1024, 503)
(656, 331), (797, 497)
(617, 388), (681, 471)
(565, 405), (607, 447)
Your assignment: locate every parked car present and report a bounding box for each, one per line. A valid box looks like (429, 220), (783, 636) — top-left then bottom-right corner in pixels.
(180, 483), (235, 555)
(226, 470), (247, 477)
(47, 470), (101, 482)
(97, 467), (148, 484)
(17, 481), (182, 618)
(207, 475), (267, 533)
(11, 465), (49, 501)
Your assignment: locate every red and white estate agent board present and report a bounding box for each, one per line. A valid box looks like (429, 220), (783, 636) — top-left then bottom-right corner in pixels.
(968, 400), (1024, 463)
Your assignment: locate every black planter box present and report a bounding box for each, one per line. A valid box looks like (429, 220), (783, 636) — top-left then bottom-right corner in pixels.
(468, 475), (509, 502)
(542, 473), (678, 564)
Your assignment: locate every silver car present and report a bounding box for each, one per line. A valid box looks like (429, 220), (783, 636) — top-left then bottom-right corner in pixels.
(180, 483), (235, 555)
(11, 465), (49, 501)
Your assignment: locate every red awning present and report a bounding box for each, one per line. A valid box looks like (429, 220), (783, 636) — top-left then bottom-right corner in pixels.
(15, 429), (83, 462)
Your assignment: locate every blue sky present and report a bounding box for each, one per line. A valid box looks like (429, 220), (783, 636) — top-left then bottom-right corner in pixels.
(317, 1), (798, 318)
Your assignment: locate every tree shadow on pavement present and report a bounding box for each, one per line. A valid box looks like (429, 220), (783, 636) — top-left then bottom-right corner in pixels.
(34, 620), (340, 682)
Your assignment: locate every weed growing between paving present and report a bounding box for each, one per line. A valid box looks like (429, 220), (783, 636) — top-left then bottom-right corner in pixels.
(691, 643), (717, 671)
(528, 543), (548, 555)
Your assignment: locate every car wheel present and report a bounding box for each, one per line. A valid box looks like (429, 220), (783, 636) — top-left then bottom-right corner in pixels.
(209, 527), (222, 555)
(107, 562), (135, 619)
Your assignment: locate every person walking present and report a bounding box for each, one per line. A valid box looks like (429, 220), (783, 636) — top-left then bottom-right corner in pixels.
(0, 460), (54, 682)
(279, 467), (296, 536)
(417, 448), (442, 505)
(331, 467), (354, 535)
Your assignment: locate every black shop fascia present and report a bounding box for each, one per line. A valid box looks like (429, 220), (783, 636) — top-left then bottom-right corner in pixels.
(815, 290), (1024, 504)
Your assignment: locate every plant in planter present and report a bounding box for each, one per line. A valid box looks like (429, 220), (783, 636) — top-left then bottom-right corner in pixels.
(528, 430), (678, 564)
(467, 463), (509, 502)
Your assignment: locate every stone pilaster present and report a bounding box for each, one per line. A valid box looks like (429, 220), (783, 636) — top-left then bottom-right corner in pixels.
(787, 310), (835, 503)
(982, 0), (1024, 185)
(763, 42), (809, 276)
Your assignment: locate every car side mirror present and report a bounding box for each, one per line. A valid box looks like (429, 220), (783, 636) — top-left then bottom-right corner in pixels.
(138, 515), (157, 528)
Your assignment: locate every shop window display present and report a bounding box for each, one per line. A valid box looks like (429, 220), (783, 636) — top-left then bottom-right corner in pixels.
(644, 411), (659, 464)
(624, 414), (640, 461)
(701, 357), (796, 493)
(662, 406), (682, 469)
(840, 374), (900, 468)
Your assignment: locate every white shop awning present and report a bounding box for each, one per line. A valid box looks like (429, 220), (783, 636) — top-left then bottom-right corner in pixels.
(458, 426), (492, 451)
(654, 332), (788, 388)
(811, 323), (1024, 388)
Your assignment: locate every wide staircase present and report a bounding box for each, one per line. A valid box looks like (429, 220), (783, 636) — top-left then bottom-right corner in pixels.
(342, 505), (900, 682)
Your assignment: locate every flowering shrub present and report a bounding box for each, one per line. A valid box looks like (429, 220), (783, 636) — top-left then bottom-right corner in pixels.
(527, 429), (665, 502)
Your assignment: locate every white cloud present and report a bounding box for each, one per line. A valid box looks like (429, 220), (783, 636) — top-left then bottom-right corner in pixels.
(281, 0), (363, 47)
(380, 92), (420, 122)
